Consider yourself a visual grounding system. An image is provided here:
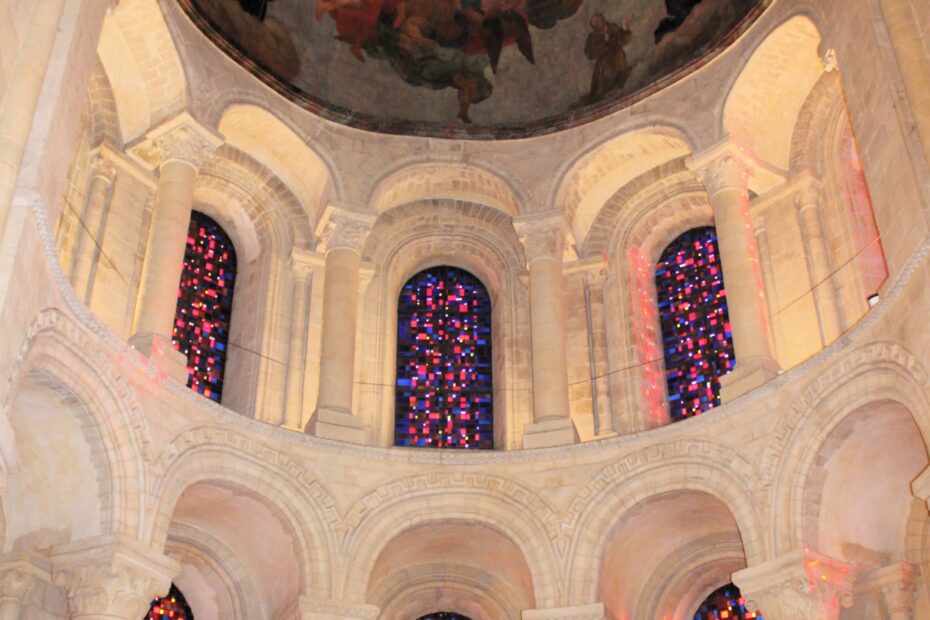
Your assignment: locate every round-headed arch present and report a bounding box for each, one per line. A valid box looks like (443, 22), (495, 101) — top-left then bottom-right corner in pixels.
(148, 429), (340, 599)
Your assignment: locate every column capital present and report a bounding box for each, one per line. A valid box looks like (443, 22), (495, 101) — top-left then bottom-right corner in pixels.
(514, 211), (569, 263)
(88, 152), (117, 184)
(794, 171), (823, 210)
(314, 205), (376, 254)
(129, 112), (223, 172)
(290, 247), (324, 281)
(51, 536), (179, 619)
(733, 550), (856, 619)
(0, 552), (51, 605)
(857, 562), (917, 617)
(686, 140), (753, 196)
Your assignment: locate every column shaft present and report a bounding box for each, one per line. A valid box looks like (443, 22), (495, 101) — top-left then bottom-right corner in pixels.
(797, 197), (843, 344)
(0, 0), (67, 236)
(307, 247), (366, 443)
(70, 165), (114, 302)
(283, 272), (311, 429)
(133, 160), (197, 339)
(528, 255), (571, 421)
(317, 248), (360, 413)
(516, 216), (579, 449)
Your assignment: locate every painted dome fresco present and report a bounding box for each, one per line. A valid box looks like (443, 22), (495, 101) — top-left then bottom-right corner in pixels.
(180, 0), (767, 137)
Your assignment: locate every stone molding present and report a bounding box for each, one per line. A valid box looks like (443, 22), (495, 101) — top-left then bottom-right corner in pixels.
(128, 112), (223, 172)
(51, 536), (179, 619)
(297, 597), (380, 620)
(522, 603), (605, 620)
(733, 550), (856, 620)
(314, 204), (377, 253)
(514, 211), (568, 262)
(88, 152), (117, 184)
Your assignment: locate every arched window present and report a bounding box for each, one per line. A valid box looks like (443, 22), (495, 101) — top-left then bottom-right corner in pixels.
(146, 583), (194, 619)
(418, 614), (471, 620)
(395, 266), (493, 449)
(693, 583), (761, 619)
(655, 227), (735, 422)
(172, 211), (238, 403)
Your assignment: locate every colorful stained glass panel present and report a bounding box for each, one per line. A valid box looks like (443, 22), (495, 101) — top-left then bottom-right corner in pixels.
(694, 583), (762, 620)
(655, 227), (735, 421)
(395, 266), (493, 449)
(172, 211), (237, 403)
(145, 584), (194, 620)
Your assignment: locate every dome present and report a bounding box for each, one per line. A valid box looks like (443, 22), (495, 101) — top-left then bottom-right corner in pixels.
(179, 0), (766, 137)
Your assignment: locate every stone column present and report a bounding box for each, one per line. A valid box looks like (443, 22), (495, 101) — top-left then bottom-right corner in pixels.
(70, 152), (116, 303)
(128, 115), (222, 383)
(687, 142), (781, 401)
(515, 213), (579, 449)
(52, 537), (180, 620)
(305, 208), (374, 444)
(282, 249), (315, 430)
(522, 603), (605, 619)
(753, 217), (780, 355)
(878, 0), (930, 168)
(857, 562), (916, 620)
(795, 175), (844, 345)
(0, 0), (68, 236)
(733, 550), (856, 620)
(0, 553), (51, 620)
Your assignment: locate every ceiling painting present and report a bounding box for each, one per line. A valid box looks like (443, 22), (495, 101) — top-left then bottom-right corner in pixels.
(180, 0), (767, 138)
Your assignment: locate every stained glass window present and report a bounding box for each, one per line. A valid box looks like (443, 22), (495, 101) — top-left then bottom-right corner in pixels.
(418, 614), (471, 620)
(694, 583), (761, 620)
(655, 227), (735, 421)
(145, 584), (194, 620)
(395, 266), (493, 449)
(172, 211), (237, 403)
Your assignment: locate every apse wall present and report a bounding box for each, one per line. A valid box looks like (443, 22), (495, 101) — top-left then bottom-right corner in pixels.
(1, 0), (930, 619)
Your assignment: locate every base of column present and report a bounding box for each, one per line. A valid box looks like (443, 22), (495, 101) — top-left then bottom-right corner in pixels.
(129, 332), (189, 384)
(305, 407), (367, 444)
(522, 603), (605, 619)
(720, 355), (782, 402)
(522, 416), (579, 449)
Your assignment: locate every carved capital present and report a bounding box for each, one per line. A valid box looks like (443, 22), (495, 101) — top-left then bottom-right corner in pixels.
(52, 537), (179, 619)
(88, 153), (117, 184)
(314, 206), (376, 253)
(734, 550), (856, 620)
(857, 562), (917, 617)
(686, 139), (759, 197)
(129, 112), (223, 172)
(291, 248), (323, 283)
(794, 172), (822, 211)
(0, 553), (51, 605)
(514, 213), (567, 262)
